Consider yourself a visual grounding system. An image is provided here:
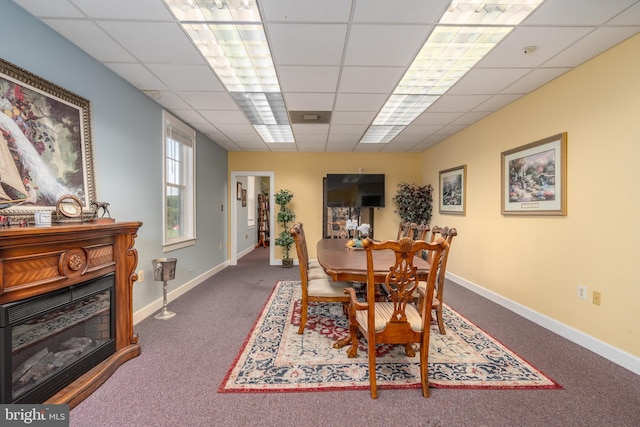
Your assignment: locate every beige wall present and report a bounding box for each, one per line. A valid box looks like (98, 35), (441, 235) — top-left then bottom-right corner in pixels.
(229, 34), (640, 360)
(228, 152), (423, 255)
(423, 33), (640, 357)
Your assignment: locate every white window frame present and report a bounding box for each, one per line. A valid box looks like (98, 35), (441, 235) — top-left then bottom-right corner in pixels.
(163, 111), (196, 252)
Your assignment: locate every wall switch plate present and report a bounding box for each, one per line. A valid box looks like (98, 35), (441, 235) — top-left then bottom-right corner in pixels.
(138, 270), (144, 283)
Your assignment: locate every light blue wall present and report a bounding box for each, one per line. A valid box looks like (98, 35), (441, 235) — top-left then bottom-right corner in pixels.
(0, 1), (228, 313)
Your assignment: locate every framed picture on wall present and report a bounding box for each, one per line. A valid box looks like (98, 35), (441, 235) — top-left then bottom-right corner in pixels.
(241, 189), (247, 207)
(0, 58), (96, 218)
(501, 132), (567, 216)
(439, 165), (466, 215)
(237, 182), (242, 200)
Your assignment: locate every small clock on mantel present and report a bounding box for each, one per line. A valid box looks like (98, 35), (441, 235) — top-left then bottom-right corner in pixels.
(55, 194), (84, 222)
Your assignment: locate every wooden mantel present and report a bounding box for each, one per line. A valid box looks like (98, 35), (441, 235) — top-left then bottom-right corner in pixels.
(0, 221), (142, 408)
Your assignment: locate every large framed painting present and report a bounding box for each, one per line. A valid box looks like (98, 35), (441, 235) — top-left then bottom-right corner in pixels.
(439, 165), (466, 215)
(501, 133), (567, 216)
(0, 58), (96, 219)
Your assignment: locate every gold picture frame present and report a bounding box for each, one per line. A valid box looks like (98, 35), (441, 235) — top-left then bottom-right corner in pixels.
(439, 165), (466, 215)
(501, 133), (567, 216)
(0, 58), (96, 219)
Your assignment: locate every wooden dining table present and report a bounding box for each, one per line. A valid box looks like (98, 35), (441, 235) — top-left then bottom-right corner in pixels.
(316, 238), (431, 283)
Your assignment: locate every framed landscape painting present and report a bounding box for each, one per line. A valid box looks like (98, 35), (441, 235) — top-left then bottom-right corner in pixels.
(439, 165), (466, 215)
(0, 58), (96, 218)
(501, 133), (567, 216)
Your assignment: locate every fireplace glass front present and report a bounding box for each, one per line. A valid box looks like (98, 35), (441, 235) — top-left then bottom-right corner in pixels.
(1, 274), (115, 404)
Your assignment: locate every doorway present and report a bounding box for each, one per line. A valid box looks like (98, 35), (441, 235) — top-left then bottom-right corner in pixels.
(230, 171), (275, 266)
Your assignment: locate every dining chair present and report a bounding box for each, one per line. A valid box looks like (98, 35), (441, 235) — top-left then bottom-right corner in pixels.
(343, 236), (447, 398)
(397, 222), (429, 240)
(417, 226), (458, 334)
(290, 222), (351, 334)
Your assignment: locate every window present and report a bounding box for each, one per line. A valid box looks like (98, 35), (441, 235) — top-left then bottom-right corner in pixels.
(163, 111), (196, 251)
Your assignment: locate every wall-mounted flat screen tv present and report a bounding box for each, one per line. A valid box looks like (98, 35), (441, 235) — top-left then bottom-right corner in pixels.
(326, 174), (385, 208)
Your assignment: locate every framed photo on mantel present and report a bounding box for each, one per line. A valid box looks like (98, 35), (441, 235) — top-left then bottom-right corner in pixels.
(501, 132), (567, 216)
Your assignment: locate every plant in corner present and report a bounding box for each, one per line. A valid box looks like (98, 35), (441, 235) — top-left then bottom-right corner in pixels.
(274, 189), (296, 267)
(392, 182), (434, 229)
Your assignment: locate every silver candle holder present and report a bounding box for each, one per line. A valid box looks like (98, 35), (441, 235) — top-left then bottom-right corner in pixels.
(152, 258), (177, 320)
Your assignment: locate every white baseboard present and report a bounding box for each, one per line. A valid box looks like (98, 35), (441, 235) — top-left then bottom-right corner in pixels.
(448, 272), (640, 376)
(133, 261), (229, 325)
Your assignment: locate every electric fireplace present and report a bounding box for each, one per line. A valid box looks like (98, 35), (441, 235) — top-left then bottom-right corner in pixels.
(1, 274), (115, 403)
(0, 221), (142, 408)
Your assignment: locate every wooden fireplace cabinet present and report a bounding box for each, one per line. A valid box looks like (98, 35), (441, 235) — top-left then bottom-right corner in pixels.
(0, 221), (142, 408)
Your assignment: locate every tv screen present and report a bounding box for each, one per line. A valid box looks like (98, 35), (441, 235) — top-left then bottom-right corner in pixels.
(326, 174), (385, 207)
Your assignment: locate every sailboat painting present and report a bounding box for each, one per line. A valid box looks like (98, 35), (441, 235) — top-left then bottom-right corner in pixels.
(0, 58), (96, 216)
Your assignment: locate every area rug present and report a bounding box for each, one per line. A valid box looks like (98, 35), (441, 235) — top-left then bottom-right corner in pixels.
(219, 281), (560, 393)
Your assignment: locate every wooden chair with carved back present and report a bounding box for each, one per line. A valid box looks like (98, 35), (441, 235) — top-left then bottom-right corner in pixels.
(417, 226), (458, 334)
(397, 222), (429, 240)
(342, 236), (447, 398)
(290, 222), (351, 334)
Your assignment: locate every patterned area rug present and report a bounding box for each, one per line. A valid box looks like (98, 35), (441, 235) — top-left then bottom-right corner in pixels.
(219, 281), (560, 393)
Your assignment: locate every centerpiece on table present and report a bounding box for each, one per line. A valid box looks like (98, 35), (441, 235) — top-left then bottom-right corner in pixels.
(345, 222), (371, 249)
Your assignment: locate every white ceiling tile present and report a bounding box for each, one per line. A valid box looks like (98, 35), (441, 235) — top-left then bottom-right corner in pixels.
(42, 19), (137, 63)
(503, 68), (571, 94)
(448, 68), (531, 95)
(145, 91), (191, 110)
(402, 125), (444, 135)
(450, 111), (492, 126)
(278, 66), (340, 92)
(283, 93), (335, 110)
(473, 94), (523, 112)
(178, 92), (238, 110)
(329, 124), (369, 134)
(296, 143), (327, 152)
(146, 64), (224, 92)
(13, 0), (84, 17)
(326, 134), (360, 145)
(338, 66), (404, 93)
(344, 24), (431, 66)
(214, 123), (257, 134)
(200, 110), (249, 124)
(268, 24), (347, 66)
(267, 143), (297, 151)
(427, 95), (492, 113)
(543, 27), (640, 67)
(291, 124), (329, 135)
(352, 0), (449, 23)
(608, 1), (640, 24)
(260, 0), (353, 22)
(293, 133), (328, 143)
(331, 111), (376, 125)
(478, 27), (594, 68)
(172, 110), (207, 125)
(334, 93), (388, 111)
(71, 0), (173, 19)
(104, 63), (168, 90)
(98, 22), (204, 64)
(525, 0), (638, 26)
(412, 112), (464, 126)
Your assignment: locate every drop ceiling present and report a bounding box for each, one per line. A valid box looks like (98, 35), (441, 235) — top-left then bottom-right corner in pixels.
(12, 0), (640, 152)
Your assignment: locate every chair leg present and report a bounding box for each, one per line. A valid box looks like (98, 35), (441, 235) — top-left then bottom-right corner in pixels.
(419, 342), (430, 398)
(368, 342), (378, 399)
(297, 297), (308, 335)
(436, 305), (445, 335)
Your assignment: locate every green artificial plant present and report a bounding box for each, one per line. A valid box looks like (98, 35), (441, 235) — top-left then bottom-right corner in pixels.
(274, 189), (296, 263)
(392, 182), (434, 226)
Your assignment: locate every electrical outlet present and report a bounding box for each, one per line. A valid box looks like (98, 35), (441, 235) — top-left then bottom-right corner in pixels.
(593, 291), (602, 306)
(578, 285), (587, 300)
(138, 270), (144, 283)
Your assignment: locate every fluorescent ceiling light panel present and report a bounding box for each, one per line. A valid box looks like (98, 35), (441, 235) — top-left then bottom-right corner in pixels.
(166, 0), (294, 143)
(360, 0), (543, 144)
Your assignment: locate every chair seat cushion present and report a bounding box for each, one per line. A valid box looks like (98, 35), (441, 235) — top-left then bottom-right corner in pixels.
(308, 267), (331, 280)
(307, 277), (351, 298)
(309, 259), (321, 269)
(356, 302), (423, 333)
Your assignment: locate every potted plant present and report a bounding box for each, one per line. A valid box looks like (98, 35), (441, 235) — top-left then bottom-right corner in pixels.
(274, 189), (296, 267)
(392, 182), (434, 228)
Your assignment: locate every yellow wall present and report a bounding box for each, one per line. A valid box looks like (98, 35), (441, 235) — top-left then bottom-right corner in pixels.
(228, 152), (423, 256)
(423, 33), (640, 357)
